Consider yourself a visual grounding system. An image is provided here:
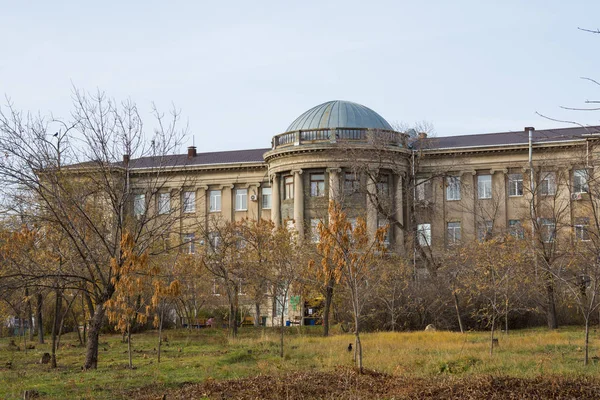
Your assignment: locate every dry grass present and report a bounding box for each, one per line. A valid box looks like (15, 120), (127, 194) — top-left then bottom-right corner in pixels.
(0, 326), (599, 399)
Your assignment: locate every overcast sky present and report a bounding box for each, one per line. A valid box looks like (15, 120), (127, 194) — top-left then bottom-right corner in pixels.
(2, 1), (600, 153)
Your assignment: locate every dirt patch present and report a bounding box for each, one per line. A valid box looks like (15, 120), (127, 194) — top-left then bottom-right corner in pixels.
(128, 368), (600, 399)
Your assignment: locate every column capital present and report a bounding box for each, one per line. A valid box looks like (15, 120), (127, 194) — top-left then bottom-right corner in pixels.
(326, 167), (342, 174)
(459, 170), (476, 177)
(198, 185), (209, 191)
(490, 168), (508, 174)
(291, 169), (303, 175)
(219, 184), (235, 190)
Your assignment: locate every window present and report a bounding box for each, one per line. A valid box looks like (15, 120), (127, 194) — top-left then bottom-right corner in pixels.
(446, 176), (461, 201)
(539, 172), (556, 196)
(540, 218), (556, 243)
(348, 218), (357, 231)
(235, 188), (248, 211)
(377, 175), (390, 196)
(183, 233), (195, 254)
(183, 191), (195, 213)
(477, 175), (492, 199)
(509, 219), (524, 239)
(134, 194), (145, 216)
(344, 172), (360, 193)
(508, 174), (523, 197)
(212, 279), (221, 296)
(477, 220), (493, 241)
(262, 187), (272, 209)
(573, 169), (589, 194)
(416, 179), (431, 202)
(575, 217), (590, 241)
(310, 174), (325, 197)
(284, 176), (294, 199)
(158, 192), (170, 214)
(310, 218), (320, 243)
(417, 223), (431, 247)
(447, 222), (461, 245)
(378, 217), (390, 245)
(209, 190), (221, 212)
(208, 232), (221, 249)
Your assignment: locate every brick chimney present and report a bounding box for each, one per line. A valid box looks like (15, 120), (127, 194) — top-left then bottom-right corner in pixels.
(187, 146), (197, 158)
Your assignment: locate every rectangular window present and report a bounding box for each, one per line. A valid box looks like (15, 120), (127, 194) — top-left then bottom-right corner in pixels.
(508, 174), (523, 197)
(477, 175), (492, 199)
(134, 194), (145, 216)
(209, 190), (221, 212)
(539, 172), (556, 196)
(447, 222), (461, 245)
(183, 191), (196, 213)
(446, 176), (461, 201)
(477, 220), (493, 241)
(540, 218), (556, 243)
(377, 175), (390, 196)
(310, 218), (320, 243)
(262, 187), (272, 209)
(509, 219), (524, 239)
(284, 176), (294, 199)
(575, 217), (590, 241)
(344, 172), (360, 193)
(208, 232), (221, 249)
(183, 233), (195, 254)
(310, 173), (325, 197)
(573, 169), (589, 194)
(378, 217), (390, 245)
(235, 188), (248, 211)
(416, 179), (431, 202)
(417, 223), (431, 247)
(158, 192), (170, 214)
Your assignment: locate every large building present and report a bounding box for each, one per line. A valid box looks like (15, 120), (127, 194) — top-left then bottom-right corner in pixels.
(126, 100), (600, 325)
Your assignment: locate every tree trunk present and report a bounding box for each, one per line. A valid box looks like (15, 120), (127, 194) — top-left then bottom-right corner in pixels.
(584, 317), (590, 366)
(354, 320), (363, 373)
(36, 292), (44, 344)
(323, 278), (335, 337)
(51, 287), (61, 368)
(545, 281), (559, 329)
(83, 302), (106, 370)
(158, 308), (164, 364)
(489, 316), (496, 357)
(26, 288), (34, 342)
(453, 291), (464, 334)
(72, 308), (83, 346)
(280, 307), (285, 358)
(254, 303), (261, 327)
(127, 321), (133, 369)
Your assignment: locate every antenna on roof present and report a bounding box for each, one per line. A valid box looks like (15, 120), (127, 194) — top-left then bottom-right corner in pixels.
(193, 136), (195, 147)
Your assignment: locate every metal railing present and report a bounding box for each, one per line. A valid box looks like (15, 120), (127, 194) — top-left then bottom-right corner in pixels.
(272, 127), (406, 150)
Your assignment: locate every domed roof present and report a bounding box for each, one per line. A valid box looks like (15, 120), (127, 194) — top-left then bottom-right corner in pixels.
(286, 100), (393, 132)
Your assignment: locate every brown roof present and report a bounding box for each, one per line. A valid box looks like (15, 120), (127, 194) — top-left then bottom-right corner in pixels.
(425, 126), (600, 150)
(127, 148), (270, 169)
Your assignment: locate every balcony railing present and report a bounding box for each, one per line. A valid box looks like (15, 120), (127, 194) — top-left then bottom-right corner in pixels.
(271, 128), (407, 150)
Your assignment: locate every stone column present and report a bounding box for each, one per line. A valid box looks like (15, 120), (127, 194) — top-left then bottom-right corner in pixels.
(366, 172), (378, 237)
(198, 185), (208, 233)
(394, 174), (405, 254)
(271, 173), (281, 228)
(221, 184), (234, 222)
(293, 169), (304, 240)
(327, 167), (342, 206)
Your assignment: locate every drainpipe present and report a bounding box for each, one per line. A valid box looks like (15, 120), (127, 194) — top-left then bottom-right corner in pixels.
(526, 127), (537, 275)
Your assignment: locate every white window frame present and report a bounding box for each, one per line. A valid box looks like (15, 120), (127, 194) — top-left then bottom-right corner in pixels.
(377, 175), (390, 196)
(284, 176), (294, 200)
(183, 191), (196, 213)
(508, 174), (523, 197)
(158, 192), (171, 215)
(477, 220), (493, 241)
(509, 219), (524, 239)
(183, 233), (195, 254)
(209, 190), (221, 212)
(447, 222), (461, 245)
(539, 172), (556, 196)
(540, 218), (556, 243)
(417, 223), (431, 247)
(477, 175), (492, 199)
(262, 187), (272, 209)
(575, 218), (590, 242)
(235, 188), (248, 211)
(573, 169), (589, 194)
(344, 172), (360, 193)
(416, 178), (431, 201)
(446, 176), (461, 201)
(134, 194), (145, 216)
(310, 173), (325, 197)
(378, 217), (390, 245)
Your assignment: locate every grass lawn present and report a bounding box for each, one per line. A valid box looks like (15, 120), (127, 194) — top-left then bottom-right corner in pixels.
(0, 326), (599, 399)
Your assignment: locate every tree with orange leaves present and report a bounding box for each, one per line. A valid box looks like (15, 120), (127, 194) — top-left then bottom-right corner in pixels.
(313, 201), (386, 373)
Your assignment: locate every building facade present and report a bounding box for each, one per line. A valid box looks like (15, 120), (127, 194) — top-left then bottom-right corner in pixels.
(126, 100), (600, 325)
